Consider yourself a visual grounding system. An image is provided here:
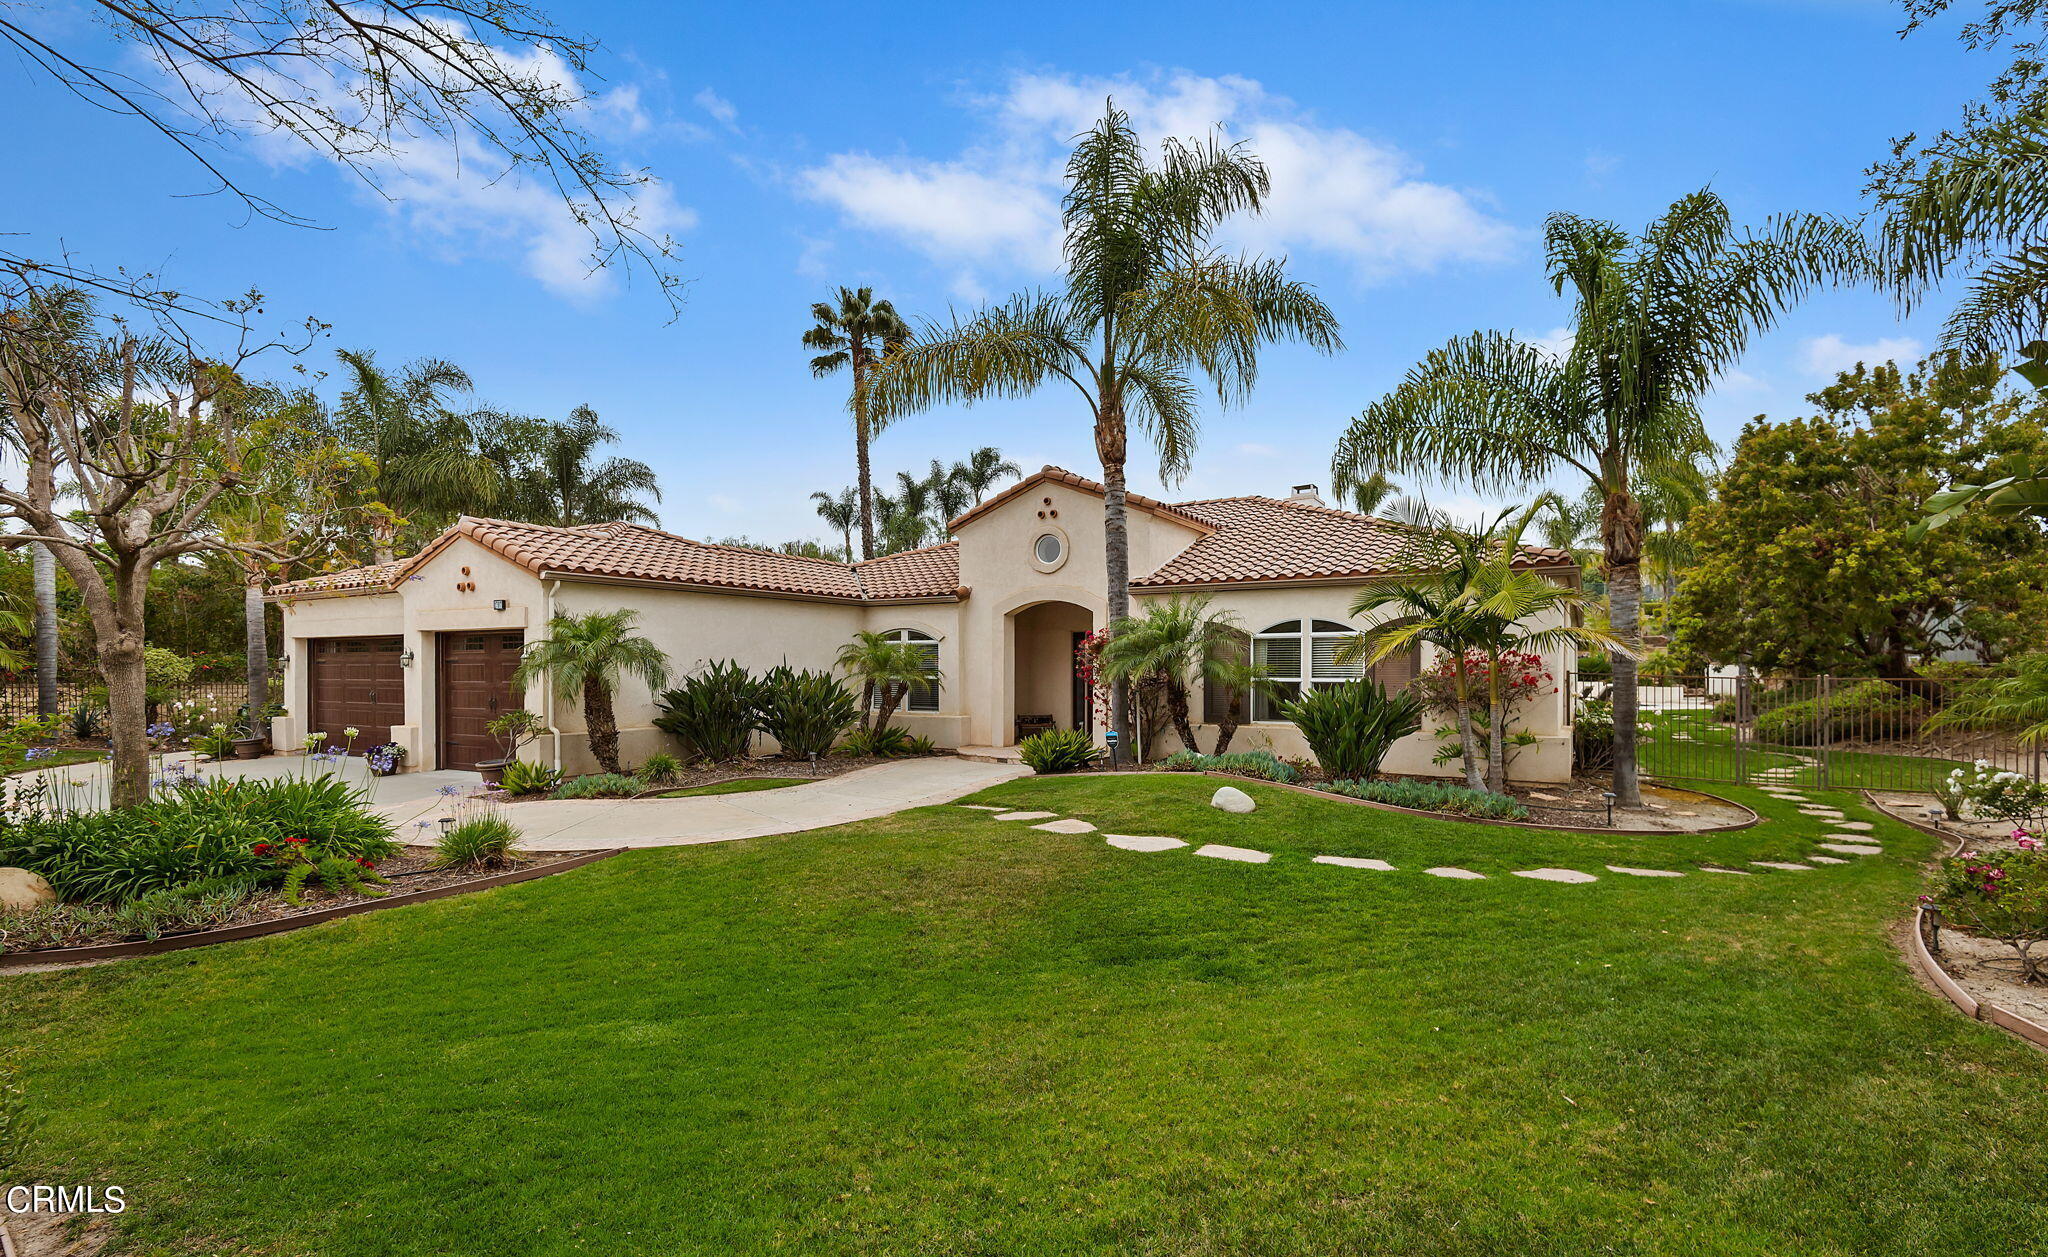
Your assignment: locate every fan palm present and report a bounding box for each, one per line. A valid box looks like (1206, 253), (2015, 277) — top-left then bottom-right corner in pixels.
(1331, 189), (1865, 805)
(332, 348), (501, 561)
(835, 630), (941, 734)
(868, 102), (1342, 749)
(1095, 595), (1244, 754)
(511, 609), (670, 775)
(805, 287), (911, 560)
(810, 487), (858, 560)
(951, 446), (1022, 503)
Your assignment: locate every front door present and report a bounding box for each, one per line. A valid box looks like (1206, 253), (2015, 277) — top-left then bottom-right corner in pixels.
(436, 631), (526, 770)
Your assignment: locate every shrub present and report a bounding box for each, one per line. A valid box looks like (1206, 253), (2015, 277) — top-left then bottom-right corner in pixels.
(67, 703), (106, 741)
(0, 876), (260, 951)
(840, 725), (913, 758)
(1019, 729), (1102, 774)
(638, 752), (683, 785)
(252, 839), (390, 907)
(1280, 679), (1422, 780)
(903, 734), (939, 756)
(435, 813), (521, 870)
(1932, 846), (2048, 982)
(0, 776), (395, 904)
(1321, 777), (1530, 820)
(1944, 759), (2048, 823)
(755, 665), (860, 759)
(191, 722), (236, 759)
(1158, 748), (1300, 783)
(551, 772), (645, 799)
(654, 660), (762, 761)
(1576, 651), (1612, 680)
(1573, 697), (1615, 770)
(498, 758), (562, 797)
(1753, 679), (1933, 746)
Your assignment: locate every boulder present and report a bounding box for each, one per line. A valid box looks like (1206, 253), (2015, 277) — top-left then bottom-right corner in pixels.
(1210, 785), (1256, 814)
(0, 867), (56, 911)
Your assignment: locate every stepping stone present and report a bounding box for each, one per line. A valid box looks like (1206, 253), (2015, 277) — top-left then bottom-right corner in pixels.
(1820, 842), (1883, 855)
(1701, 866), (1752, 874)
(1425, 866), (1486, 880)
(993, 810), (1058, 821)
(1194, 843), (1270, 864)
(1798, 806), (1842, 815)
(1607, 865), (1685, 878)
(959, 804), (1006, 810)
(1514, 868), (1599, 883)
(1808, 855), (1849, 864)
(1105, 834), (1186, 852)
(1313, 855), (1395, 871)
(1752, 861), (1814, 871)
(1032, 818), (1097, 834)
(1832, 821), (1874, 831)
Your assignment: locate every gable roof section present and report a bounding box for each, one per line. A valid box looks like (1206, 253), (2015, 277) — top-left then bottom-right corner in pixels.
(1134, 495), (1575, 588)
(948, 466), (1217, 535)
(268, 518), (963, 603)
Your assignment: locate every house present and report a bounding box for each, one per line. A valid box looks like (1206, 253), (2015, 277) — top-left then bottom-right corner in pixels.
(267, 467), (1580, 781)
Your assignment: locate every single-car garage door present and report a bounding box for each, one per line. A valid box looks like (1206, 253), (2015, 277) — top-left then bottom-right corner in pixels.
(437, 630), (526, 771)
(308, 636), (406, 751)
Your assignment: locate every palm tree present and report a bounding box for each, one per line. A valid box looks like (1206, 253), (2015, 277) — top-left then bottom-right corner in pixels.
(810, 487), (858, 559)
(1536, 490), (1602, 570)
(1331, 189), (1865, 806)
(511, 609), (670, 775)
(951, 446), (1021, 503)
(332, 349), (501, 561)
(1343, 471), (1402, 516)
(1636, 461), (1711, 607)
(29, 539), (56, 717)
(835, 630), (941, 734)
(511, 404), (661, 526)
(804, 287), (911, 560)
(1095, 595), (1244, 754)
(922, 460), (973, 536)
(869, 103), (1342, 751)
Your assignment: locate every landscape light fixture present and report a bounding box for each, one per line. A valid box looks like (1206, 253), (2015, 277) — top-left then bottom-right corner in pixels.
(1602, 791), (1616, 827)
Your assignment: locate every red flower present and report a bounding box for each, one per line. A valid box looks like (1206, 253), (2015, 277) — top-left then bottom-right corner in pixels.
(251, 842), (273, 856)
(286, 836), (309, 844)
(355, 857), (374, 868)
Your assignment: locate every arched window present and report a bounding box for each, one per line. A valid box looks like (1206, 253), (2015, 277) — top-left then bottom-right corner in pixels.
(1249, 618), (1422, 722)
(877, 628), (940, 713)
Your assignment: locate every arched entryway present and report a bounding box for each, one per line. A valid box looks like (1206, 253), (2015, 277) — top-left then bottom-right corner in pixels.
(1007, 600), (1095, 744)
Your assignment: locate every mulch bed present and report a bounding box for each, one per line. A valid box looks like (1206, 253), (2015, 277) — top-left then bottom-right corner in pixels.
(1276, 767), (1745, 830)
(495, 753), (928, 803)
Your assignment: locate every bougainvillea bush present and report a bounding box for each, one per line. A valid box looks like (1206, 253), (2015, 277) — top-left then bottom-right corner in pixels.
(1931, 844), (2048, 982)
(1413, 649), (1554, 773)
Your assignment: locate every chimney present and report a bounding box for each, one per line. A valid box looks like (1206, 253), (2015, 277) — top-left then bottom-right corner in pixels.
(1286, 483), (1325, 506)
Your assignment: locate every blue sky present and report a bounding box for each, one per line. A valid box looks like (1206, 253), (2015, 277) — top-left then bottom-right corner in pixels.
(0, 0), (1985, 543)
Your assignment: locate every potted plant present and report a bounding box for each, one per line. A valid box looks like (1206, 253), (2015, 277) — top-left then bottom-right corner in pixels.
(366, 742), (407, 776)
(479, 709), (544, 786)
(231, 701), (281, 759)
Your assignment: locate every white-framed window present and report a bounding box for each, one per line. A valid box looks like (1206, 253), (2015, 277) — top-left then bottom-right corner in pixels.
(1248, 618), (1421, 722)
(876, 628), (941, 713)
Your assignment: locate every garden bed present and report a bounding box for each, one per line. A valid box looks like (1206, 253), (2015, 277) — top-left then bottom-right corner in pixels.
(494, 753), (938, 802)
(1910, 907), (2048, 1051)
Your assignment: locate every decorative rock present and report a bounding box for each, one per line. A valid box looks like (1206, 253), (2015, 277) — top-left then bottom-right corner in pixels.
(1752, 861), (1814, 871)
(1513, 868), (1599, 883)
(1105, 834), (1186, 852)
(0, 867), (54, 910)
(1607, 865), (1684, 878)
(993, 810), (1058, 822)
(1032, 818), (1097, 834)
(1194, 843), (1270, 864)
(1425, 866), (1486, 880)
(1210, 786), (1256, 813)
(1820, 842), (1883, 855)
(1313, 855), (1395, 871)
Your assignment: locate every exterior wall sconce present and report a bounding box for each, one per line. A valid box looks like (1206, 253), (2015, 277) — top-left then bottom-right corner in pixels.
(493, 599), (507, 611)
(399, 649), (416, 668)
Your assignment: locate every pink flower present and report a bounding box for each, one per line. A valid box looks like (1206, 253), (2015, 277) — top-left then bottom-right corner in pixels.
(2019, 837), (2041, 851)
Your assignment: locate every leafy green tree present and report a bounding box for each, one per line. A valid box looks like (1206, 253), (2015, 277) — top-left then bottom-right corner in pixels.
(1096, 595), (1244, 754)
(332, 348), (500, 561)
(1670, 354), (2048, 675)
(805, 287), (912, 560)
(1342, 471), (1402, 516)
(487, 404), (660, 527)
(869, 103), (1341, 750)
(1331, 189), (1866, 805)
(951, 447), (1022, 503)
(835, 630), (940, 734)
(512, 610), (671, 775)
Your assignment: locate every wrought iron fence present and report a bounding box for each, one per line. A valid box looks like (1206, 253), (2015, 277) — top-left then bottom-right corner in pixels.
(0, 672), (283, 731)
(1567, 672), (2043, 793)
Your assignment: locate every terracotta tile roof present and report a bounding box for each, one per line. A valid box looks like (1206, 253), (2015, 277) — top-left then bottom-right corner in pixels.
(948, 466), (1217, 534)
(268, 518), (962, 603)
(1133, 495), (1576, 588)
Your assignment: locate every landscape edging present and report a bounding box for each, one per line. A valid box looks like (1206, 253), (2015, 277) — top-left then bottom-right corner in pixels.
(1908, 905), (2048, 1050)
(1201, 772), (1761, 836)
(0, 847), (626, 972)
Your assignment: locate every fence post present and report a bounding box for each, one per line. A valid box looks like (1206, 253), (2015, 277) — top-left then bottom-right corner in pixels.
(1733, 666), (1748, 786)
(1817, 674), (1833, 791)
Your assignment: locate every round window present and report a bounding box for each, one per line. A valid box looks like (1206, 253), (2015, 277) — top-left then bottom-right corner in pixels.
(1034, 533), (1065, 565)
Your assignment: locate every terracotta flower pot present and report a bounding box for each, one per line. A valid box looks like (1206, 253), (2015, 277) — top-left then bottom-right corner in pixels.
(231, 737), (268, 760)
(475, 758), (509, 785)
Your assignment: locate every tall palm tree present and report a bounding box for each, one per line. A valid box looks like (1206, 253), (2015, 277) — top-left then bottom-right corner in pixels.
(1095, 595), (1243, 755)
(1536, 490), (1602, 570)
(1343, 470), (1402, 516)
(29, 539), (56, 716)
(922, 460), (973, 535)
(810, 487), (858, 560)
(1636, 461), (1711, 606)
(805, 287), (911, 560)
(869, 103), (1342, 750)
(1331, 189), (1865, 806)
(835, 630), (941, 735)
(951, 446), (1022, 503)
(512, 609), (670, 775)
(332, 349), (501, 561)
(513, 404), (661, 526)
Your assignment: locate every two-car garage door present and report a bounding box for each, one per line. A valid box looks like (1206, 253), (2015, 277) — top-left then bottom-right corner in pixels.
(307, 632), (525, 771)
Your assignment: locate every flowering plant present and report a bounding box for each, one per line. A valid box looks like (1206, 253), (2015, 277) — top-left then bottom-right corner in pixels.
(251, 833), (390, 906)
(1943, 760), (2048, 824)
(366, 742), (406, 774)
(1931, 846), (2048, 982)
(1415, 650), (1554, 773)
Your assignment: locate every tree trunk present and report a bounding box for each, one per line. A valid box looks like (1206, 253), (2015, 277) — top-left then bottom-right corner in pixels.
(874, 682), (904, 735)
(852, 347), (876, 561)
(1604, 489), (1646, 808)
(31, 541), (58, 718)
(1168, 680), (1197, 755)
(584, 682), (621, 774)
(102, 563), (152, 808)
(1451, 659), (1485, 791)
(1213, 692), (1243, 755)
(372, 517), (398, 566)
(243, 579), (270, 745)
(1098, 408), (1132, 761)
(1486, 660), (1508, 794)
(858, 679), (876, 734)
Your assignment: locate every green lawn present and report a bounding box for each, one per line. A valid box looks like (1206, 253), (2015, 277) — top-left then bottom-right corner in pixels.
(0, 747), (104, 775)
(658, 776), (809, 798)
(1642, 708), (1972, 790)
(5, 775), (2046, 1255)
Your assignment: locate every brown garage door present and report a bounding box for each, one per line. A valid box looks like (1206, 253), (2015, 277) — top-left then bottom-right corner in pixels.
(308, 636), (406, 751)
(437, 630), (526, 771)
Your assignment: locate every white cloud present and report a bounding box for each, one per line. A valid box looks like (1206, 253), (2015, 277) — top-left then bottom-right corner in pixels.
(799, 69), (1517, 287)
(694, 87), (739, 129)
(1799, 333), (1923, 378)
(1525, 326), (1575, 359)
